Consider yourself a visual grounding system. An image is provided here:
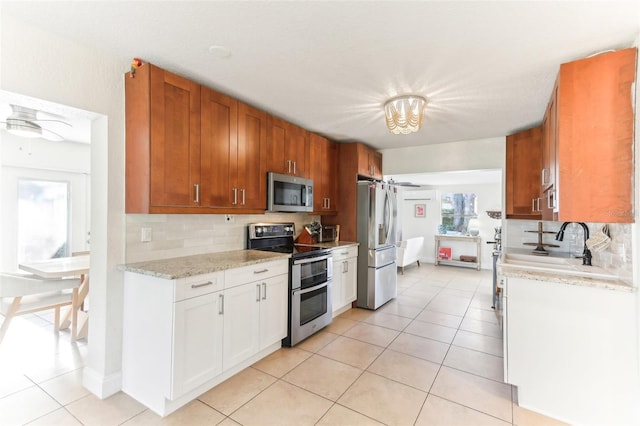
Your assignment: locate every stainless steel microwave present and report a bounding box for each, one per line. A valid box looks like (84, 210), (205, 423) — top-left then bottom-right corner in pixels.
(267, 172), (313, 212)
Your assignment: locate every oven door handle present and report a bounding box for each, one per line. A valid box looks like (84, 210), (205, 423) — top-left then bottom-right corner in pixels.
(293, 281), (329, 296)
(293, 254), (332, 265)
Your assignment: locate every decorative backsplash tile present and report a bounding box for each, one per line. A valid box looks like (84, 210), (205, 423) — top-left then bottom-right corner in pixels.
(504, 219), (632, 282)
(125, 213), (320, 263)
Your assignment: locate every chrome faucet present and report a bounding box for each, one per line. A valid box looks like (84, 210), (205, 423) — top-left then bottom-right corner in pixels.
(555, 222), (592, 266)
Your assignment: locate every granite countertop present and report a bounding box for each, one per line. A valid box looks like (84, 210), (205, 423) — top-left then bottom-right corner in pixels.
(498, 248), (633, 292)
(119, 249), (290, 280)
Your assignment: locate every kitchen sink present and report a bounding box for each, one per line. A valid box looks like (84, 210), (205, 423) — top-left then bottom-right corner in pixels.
(500, 252), (618, 281)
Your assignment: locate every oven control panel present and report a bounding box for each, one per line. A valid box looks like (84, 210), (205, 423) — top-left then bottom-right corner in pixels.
(248, 223), (295, 239)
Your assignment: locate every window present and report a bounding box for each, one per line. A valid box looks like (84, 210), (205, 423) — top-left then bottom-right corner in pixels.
(441, 193), (477, 233)
(17, 179), (70, 263)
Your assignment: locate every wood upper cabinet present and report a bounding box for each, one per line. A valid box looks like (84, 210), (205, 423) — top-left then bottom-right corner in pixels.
(126, 63), (267, 213)
(555, 47), (636, 223)
(200, 88), (267, 209)
(266, 116), (309, 177)
(126, 63), (201, 212)
(323, 142), (382, 242)
(541, 82), (558, 221)
(505, 126), (542, 220)
(356, 143), (383, 179)
(309, 133), (338, 214)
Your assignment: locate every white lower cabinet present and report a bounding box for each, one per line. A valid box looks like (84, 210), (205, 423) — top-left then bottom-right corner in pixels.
(122, 259), (288, 417)
(222, 274), (287, 370)
(332, 245), (358, 315)
(504, 276), (639, 426)
(172, 291), (223, 398)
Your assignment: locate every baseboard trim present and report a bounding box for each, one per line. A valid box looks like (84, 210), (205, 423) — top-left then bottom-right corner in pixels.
(82, 366), (122, 399)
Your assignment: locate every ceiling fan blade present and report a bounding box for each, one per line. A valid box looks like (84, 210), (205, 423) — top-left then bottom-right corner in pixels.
(40, 127), (65, 142)
(32, 118), (72, 127)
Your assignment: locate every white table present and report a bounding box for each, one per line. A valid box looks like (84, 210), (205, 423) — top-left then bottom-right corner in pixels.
(434, 234), (481, 270)
(19, 254), (90, 341)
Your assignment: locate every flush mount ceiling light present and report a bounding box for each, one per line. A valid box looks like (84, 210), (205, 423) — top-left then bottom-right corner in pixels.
(384, 95), (427, 135)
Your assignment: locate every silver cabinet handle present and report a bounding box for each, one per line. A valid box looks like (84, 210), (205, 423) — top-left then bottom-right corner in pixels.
(256, 283), (261, 302)
(537, 198), (541, 212)
(240, 188), (246, 205)
(287, 160), (292, 174)
(219, 294), (224, 315)
(191, 281), (213, 289)
(262, 282), (266, 300)
(232, 188), (238, 205)
(293, 161), (297, 175)
(551, 189), (557, 209)
(327, 198), (330, 209)
(531, 198), (536, 212)
(342, 261), (348, 273)
(194, 184), (200, 203)
(541, 168), (548, 186)
(253, 268), (269, 274)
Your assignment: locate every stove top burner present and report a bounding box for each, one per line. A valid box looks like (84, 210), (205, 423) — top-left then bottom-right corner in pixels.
(247, 223), (331, 259)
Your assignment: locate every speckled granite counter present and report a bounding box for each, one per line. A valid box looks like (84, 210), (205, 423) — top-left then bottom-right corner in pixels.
(119, 249), (290, 280)
(498, 249), (633, 292)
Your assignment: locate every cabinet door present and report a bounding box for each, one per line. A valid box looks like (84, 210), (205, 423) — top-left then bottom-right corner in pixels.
(172, 291), (223, 398)
(505, 126), (542, 219)
(237, 102), (267, 209)
(149, 66), (201, 207)
(258, 275), (288, 349)
(266, 116), (309, 177)
(200, 87), (237, 207)
(541, 85), (558, 221)
(556, 48), (636, 223)
(222, 283), (260, 370)
(343, 257), (357, 304)
(369, 150), (383, 180)
(309, 134), (338, 213)
(331, 260), (344, 314)
(356, 143), (382, 179)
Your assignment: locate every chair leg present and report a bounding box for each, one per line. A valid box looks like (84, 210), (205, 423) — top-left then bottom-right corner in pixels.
(400, 266), (404, 275)
(54, 306), (61, 332)
(0, 297), (22, 344)
(416, 260), (420, 267)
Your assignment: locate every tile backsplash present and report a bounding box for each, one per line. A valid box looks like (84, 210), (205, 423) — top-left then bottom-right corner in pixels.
(504, 220), (632, 283)
(125, 213), (321, 263)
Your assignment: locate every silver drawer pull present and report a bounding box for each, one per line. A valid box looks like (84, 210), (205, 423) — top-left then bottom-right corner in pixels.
(191, 281), (213, 289)
(219, 294), (224, 314)
(253, 269), (269, 274)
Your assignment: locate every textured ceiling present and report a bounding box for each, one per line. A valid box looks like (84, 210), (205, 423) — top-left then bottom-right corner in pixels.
(1, 1), (638, 150)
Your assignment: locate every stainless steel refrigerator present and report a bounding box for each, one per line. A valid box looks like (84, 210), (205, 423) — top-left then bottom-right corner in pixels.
(356, 180), (398, 310)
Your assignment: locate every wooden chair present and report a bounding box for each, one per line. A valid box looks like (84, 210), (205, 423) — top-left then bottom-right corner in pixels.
(0, 272), (81, 343)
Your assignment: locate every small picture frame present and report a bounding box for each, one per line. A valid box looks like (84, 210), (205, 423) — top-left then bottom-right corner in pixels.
(414, 204), (426, 218)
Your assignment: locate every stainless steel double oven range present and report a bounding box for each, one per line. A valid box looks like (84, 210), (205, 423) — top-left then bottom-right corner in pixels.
(247, 223), (333, 346)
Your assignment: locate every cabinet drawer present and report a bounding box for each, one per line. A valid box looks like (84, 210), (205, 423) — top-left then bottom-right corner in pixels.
(174, 271), (224, 302)
(225, 260), (289, 289)
(332, 245), (358, 261)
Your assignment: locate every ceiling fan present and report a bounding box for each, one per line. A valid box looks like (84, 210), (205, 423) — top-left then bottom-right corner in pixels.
(0, 104), (71, 141)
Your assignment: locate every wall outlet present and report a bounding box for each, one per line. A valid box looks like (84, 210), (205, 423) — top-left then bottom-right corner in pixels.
(224, 214), (235, 223)
(141, 227), (152, 242)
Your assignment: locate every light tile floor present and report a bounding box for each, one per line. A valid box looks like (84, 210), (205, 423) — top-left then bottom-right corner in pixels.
(0, 264), (568, 425)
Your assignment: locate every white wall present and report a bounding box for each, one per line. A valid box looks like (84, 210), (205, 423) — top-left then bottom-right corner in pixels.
(381, 136), (506, 175)
(1, 13), (125, 397)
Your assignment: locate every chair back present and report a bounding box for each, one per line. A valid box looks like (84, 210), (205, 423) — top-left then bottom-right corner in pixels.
(0, 273), (81, 298)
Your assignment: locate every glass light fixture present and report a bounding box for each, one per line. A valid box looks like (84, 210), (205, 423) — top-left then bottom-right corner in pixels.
(384, 95), (427, 135)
